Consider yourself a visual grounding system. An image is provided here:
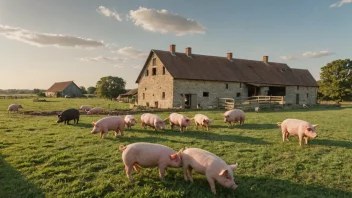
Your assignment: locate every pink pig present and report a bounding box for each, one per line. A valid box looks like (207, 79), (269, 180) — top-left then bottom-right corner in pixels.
(193, 114), (212, 131)
(91, 116), (125, 138)
(124, 115), (137, 129)
(224, 109), (245, 127)
(140, 113), (166, 131)
(181, 148), (238, 195)
(277, 119), (318, 146)
(119, 142), (183, 181)
(165, 113), (191, 133)
(7, 104), (23, 113)
(86, 107), (104, 115)
(79, 105), (91, 112)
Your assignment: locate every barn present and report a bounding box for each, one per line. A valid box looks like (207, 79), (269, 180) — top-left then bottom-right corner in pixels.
(45, 81), (82, 98)
(136, 44), (319, 109)
(116, 88), (138, 103)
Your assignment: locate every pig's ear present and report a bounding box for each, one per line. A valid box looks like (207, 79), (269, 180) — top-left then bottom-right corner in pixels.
(219, 169), (229, 176)
(91, 122), (95, 126)
(170, 154), (178, 160)
(230, 163), (238, 171)
(312, 124), (318, 129)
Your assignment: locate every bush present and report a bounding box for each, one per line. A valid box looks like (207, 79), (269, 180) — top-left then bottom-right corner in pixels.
(37, 92), (45, 97)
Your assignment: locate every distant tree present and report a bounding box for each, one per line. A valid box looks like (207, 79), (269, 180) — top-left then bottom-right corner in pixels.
(37, 92), (46, 97)
(319, 59), (352, 102)
(87, 86), (96, 94)
(95, 76), (126, 98)
(80, 86), (87, 94)
(33, 89), (41, 94)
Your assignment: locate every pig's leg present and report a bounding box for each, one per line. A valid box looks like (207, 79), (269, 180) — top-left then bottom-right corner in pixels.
(133, 163), (141, 172)
(180, 127), (184, 133)
(187, 166), (194, 182)
(125, 165), (133, 181)
(195, 122), (198, 130)
(120, 127), (124, 136)
(114, 130), (118, 138)
(142, 122), (146, 129)
(298, 135), (303, 146)
(227, 122), (230, 128)
(206, 174), (217, 195)
(158, 165), (166, 179)
(100, 131), (104, 138)
(206, 125), (209, 131)
(285, 133), (290, 141)
(304, 137), (309, 145)
(170, 123), (174, 130)
(281, 128), (287, 142)
(183, 165), (189, 181)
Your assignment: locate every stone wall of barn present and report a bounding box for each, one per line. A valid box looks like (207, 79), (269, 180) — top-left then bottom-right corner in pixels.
(137, 53), (174, 108)
(285, 86), (318, 105)
(62, 83), (82, 98)
(173, 80), (248, 109)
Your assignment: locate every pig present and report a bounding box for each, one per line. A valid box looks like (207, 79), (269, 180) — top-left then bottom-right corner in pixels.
(119, 142), (183, 181)
(124, 115), (137, 129)
(57, 108), (80, 125)
(192, 114), (212, 131)
(79, 105), (91, 112)
(140, 113), (166, 131)
(7, 104), (23, 113)
(165, 113), (191, 133)
(91, 116), (125, 138)
(277, 119), (318, 146)
(224, 109), (245, 127)
(86, 107), (104, 115)
(181, 148), (238, 195)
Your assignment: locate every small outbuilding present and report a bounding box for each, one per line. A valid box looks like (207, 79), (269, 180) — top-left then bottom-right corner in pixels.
(45, 81), (81, 98)
(116, 88), (138, 103)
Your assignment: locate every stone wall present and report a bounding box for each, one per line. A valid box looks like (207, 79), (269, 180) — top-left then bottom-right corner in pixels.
(285, 86), (318, 105)
(173, 80), (248, 108)
(137, 53), (174, 108)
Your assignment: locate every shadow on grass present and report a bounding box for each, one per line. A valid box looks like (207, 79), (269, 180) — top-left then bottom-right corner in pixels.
(0, 154), (45, 197)
(238, 123), (277, 130)
(310, 139), (352, 149)
(107, 134), (188, 144)
(71, 123), (93, 129)
(231, 175), (352, 198)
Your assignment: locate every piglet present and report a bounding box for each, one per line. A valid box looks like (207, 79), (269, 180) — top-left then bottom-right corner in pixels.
(277, 119), (318, 146)
(181, 148), (238, 195)
(165, 113), (191, 133)
(91, 116), (125, 138)
(140, 113), (165, 131)
(7, 104), (23, 113)
(124, 115), (137, 129)
(79, 105), (91, 112)
(224, 109), (245, 127)
(193, 114), (212, 131)
(119, 142), (183, 180)
(86, 107), (104, 115)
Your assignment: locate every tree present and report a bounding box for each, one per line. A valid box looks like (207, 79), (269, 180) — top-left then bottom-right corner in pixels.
(319, 59), (352, 102)
(33, 89), (41, 94)
(95, 76), (126, 98)
(87, 86), (96, 94)
(80, 86), (87, 94)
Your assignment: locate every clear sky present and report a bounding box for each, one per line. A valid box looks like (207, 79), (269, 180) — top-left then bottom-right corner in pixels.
(0, 0), (351, 89)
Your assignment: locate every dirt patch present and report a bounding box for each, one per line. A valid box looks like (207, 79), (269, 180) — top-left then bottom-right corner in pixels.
(23, 111), (62, 116)
(5, 129), (13, 132)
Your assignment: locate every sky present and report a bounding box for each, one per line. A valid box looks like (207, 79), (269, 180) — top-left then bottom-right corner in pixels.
(0, 0), (351, 90)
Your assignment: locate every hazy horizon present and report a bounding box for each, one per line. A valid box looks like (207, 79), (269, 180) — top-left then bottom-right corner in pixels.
(1, 0), (351, 90)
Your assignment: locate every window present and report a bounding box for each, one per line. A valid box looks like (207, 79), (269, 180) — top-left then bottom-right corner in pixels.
(152, 68), (157, 76)
(145, 70), (149, 76)
(146, 102), (149, 107)
(162, 92), (165, 99)
(239, 83), (242, 88)
(236, 92), (241, 97)
(152, 58), (156, 66)
(225, 84), (229, 89)
(145, 87), (147, 91)
(203, 92), (209, 97)
(143, 93), (145, 99)
(307, 93), (309, 98)
(297, 86), (300, 90)
(162, 66), (166, 75)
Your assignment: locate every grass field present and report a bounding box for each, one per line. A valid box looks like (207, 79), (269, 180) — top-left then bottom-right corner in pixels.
(0, 99), (351, 197)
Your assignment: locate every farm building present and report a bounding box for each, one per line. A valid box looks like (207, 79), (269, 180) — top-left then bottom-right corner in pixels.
(136, 44), (318, 109)
(45, 81), (81, 98)
(116, 88), (138, 103)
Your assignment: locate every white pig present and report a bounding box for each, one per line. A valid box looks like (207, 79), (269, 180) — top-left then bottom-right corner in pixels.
(86, 107), (104, 115)
(224, 109), (245, 127)
(79, 105), (91, 112)
(181, 148), (238, 195)
(124, 115), (137, 129)
(192, 114), (212, 131)
(91, 116), (125, 138)
(7, 104), (23, 113)
(119, 142), (183, 181)
(165, 113), (191, 133)
(140, 113), (166, 131)
(277, 119), (318, 146)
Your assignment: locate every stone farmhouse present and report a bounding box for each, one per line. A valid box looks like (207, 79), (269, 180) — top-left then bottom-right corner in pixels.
(45, 81), (81, 98)
(135, 44), (318, 109)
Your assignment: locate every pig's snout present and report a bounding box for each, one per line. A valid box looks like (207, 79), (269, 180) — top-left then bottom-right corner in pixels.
(230, 183), (238, 190)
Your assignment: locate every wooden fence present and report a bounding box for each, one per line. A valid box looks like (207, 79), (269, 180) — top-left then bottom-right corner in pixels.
(218, 96), (284, 110)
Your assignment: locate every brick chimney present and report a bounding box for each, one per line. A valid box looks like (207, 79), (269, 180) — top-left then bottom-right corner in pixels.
(170, 44), (176, 54)
(227, 52), (233, 60)
(263, 56), (269, 63)
(186, 47), (192, 56)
